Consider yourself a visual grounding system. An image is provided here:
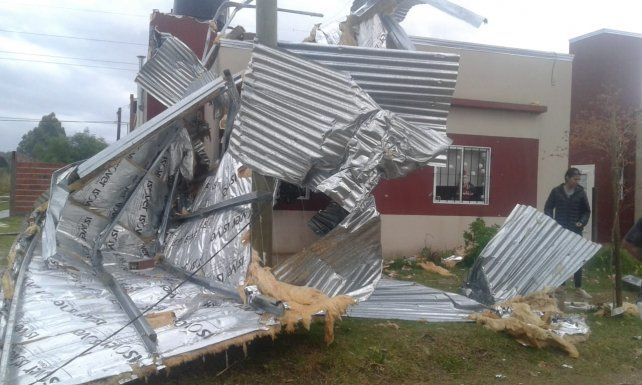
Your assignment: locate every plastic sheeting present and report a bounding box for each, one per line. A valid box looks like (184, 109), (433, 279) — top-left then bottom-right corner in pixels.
(229, 44), (451, 211)
(464, 205), (602, 305)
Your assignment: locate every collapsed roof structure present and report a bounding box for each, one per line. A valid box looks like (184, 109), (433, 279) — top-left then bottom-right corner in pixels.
(0, 1), (601, 384)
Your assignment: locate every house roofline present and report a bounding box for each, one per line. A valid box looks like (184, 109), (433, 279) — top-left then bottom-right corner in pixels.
(219, 36), (573, 62)
(570, 28), (642, 44)
(410, 36), (573, 61)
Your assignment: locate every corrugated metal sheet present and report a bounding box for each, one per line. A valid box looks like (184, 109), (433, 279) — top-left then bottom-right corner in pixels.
(272, 196), (383, 301)
(464, 205), (602, 305)
(136, 35), (208, 107)
(347, 278), (485, 321)
(229, 44), (452, 211)
(279, 42), (459, 133)
(217, 39), (459, 135)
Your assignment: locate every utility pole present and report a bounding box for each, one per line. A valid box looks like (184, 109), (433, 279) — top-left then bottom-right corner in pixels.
(256, 0), (277, 47)
(253, 0), (277, 265)
(116, 107), (122, 140)
(136, 55), (146, 128)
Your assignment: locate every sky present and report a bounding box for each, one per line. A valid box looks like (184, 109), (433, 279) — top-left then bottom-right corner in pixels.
(1, 0), (642, 152)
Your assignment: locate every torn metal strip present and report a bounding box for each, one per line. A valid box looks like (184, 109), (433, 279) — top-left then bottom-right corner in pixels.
(350, 0), (486, 27)
(357, 13), (388, 48)
(464, 205), (602, 305)
(347, 278), (485, 321)
(381, 13), (417, 50)
(395, 0), (487, 27)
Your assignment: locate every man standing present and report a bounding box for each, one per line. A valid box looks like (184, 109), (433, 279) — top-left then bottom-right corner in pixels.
(545, 167), (592, 298)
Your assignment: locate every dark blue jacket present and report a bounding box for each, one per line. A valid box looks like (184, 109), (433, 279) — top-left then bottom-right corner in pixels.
(544, 184), (591, 234)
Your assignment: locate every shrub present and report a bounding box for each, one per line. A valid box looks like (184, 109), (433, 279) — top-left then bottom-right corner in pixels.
(0, 168), (9, 195)
(420, 246), (442, 264)
(587, 245), (642, 276)
(462, 218), (499, 267)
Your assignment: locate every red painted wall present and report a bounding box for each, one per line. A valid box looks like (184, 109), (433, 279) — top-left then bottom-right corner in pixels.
(374, 134), (539, 217)
(569, 33), (641, 242)
(146, 12), (211, 121)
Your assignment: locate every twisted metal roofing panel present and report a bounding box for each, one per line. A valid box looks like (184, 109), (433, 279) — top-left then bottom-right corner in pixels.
(464, 205), (602, 305)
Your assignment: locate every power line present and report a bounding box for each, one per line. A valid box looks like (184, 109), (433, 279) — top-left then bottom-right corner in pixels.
(0, 1), (147, 17)
(0, 28), (147, 46)
(0, 57), (137, 71)
(0, 50), (139, 65)
(0, 117), (121, 124)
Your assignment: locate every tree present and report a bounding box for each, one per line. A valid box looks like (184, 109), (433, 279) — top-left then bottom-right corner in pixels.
(17, 114), (108, 163)
(68, 129), (108, 161)
(570, 91), (638, 308)
(17, 112), (66, 159)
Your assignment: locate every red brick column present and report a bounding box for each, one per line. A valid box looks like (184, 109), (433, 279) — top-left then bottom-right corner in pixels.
(10, 152), (65, 216)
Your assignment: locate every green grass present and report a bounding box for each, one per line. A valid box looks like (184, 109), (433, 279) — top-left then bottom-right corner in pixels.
(139, 256), (642, 385)
(0, 216), (25, 266)
(0, 168), (9, 197)
(142, 313), (642, 385)
(0, 200), (8, 212)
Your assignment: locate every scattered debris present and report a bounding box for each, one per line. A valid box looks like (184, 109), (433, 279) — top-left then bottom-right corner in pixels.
(564, 301), (597, 312)
(469, 291), (589, 358)
(442, 255), (463, 269)
(245, 253), (355, 345)
(419, 261), (453, 277)
(623, 274), (642, 288)
(495, 374), (506, 379)
(375, 321), (400, 330)
(561, 364), (574, 369)
(594, 302), (640, 317)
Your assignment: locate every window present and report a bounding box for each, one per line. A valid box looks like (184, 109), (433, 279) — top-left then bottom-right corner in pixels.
(434, 146), (490, 204)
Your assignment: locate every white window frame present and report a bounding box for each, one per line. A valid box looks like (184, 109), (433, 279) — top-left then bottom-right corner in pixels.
(432, 145), (491, 205)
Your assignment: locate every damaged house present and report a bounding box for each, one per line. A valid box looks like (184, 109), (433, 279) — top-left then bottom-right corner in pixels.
(140, 2), (576, 258)
(0, 1), (602, 384)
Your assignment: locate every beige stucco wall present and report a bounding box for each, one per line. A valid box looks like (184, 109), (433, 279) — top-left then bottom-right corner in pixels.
(272, 210), (320, 257)
(414, 42), (573, 211)
(381, 214), (505, 258)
